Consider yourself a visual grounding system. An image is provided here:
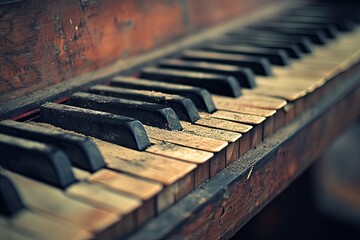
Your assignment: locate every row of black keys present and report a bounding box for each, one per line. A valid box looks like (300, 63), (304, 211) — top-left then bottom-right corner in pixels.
(1, 3), (359, 217)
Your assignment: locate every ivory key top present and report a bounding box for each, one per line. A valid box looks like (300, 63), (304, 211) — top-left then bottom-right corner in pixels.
(4, 171), (118, 239)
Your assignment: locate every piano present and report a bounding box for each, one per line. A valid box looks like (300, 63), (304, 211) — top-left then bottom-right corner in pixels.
(0, 0), (359, 239)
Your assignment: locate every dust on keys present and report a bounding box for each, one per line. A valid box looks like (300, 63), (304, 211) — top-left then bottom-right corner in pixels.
(1, 2), (360, 239)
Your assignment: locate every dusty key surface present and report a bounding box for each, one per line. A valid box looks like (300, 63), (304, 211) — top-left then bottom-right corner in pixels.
(40, 102), (150, 151)
(111, 76), (216, 113)
(89, 85), (200, 123)
(157, 59), (257, 89)
(0, 133), (75, 189)
(140, 67), (242, 97)
(181, 50), (273, 76)
(4, 171), (119, 237)
(68, 92), (183, 131)
(144, 125), (228, 153)
(0, 120), (105, 172)
(200, 44), (290, 66)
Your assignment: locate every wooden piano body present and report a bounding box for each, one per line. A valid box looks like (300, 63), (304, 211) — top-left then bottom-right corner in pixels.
(0, 0), (359, 239)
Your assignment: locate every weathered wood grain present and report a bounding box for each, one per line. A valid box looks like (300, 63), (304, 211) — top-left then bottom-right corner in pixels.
(0, 0), (269, 104)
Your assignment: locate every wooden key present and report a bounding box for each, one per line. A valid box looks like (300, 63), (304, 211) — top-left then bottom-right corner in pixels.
(181, 121), (241, 166)
(0, 120), (105, 172)
(195, 117), (252, 133)
(157, 59), (257, 88)
(68, 92), (183, 131)
(212, 94), (286, 110)
(72, 167), (91, 181)
(144, 125), (227, 153)
(242, 88), (305, 101)
(0, 222), (31, 240)
(147, 140), (214, 186)
(255, 83), (308, 97)
(139, 67), (242, 97)
(40, 102), (150, 151)
(1, 211), (92, 240)
(144, 125), (229, 179)
(30, 122), (196, 212)
(208, 93), (279, 142)
(181, 50), (273, 76)
(256, 77), (316, 89)
(147, 140), (213, 164)
(206, 111), (265, 125)
(201, 44), (290, 66)
(88, 169), (161, 225)
(4, 170), (119, 239)
(181, 121), (241, 143)
(93, 138), (196, 210)
(89, 85), (200, 122)
(256, 77), (319, 93)
(94, 138), (197, 185)
(1, 169), (86, 240)
(0, 133), (75, 189)
(213, 99), (276, 117)
(89, 169), (161, 203)
(66, 182), (142, 216)
(111, 76), (216, 113)
(195, 114), (263, 149)
(66, 181), (141, 236)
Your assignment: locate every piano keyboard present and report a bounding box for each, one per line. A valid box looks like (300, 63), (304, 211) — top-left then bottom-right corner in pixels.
(1, 2), (360, 239)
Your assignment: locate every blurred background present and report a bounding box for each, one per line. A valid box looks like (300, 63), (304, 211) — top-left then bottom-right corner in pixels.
(232, 120), (360, 240)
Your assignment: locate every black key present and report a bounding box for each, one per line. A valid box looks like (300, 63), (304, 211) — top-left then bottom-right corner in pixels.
(111, 76), (216, 113)
(215, 38), (302, 58)
(0, 133), (76, 189)
(68, 92), (183, 131)
(157, 59), (256, 88)
(256, 21), (338, 38)
(272, 15), (355, 32)
(39, 102), (150, 151)
(290, 7), (360, 23)
(200, 44), (290, 66)
(248, 26), (329, 45)
(140, 67), (242, 96)
(287, 10), (358, 30)
(227, 30), (313, 53)
(181, 50), (272, 76)
(89, 85), (200, 123)
(0, 174), (25, 217)
(0, 120), (105, 172)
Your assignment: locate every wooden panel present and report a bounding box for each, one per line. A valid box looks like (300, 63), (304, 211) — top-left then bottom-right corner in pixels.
(186, 0), (269, 31)
(0, 0), (269, 104)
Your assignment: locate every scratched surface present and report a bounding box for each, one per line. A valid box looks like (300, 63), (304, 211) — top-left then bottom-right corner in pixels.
(0, 0), (267, 104)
